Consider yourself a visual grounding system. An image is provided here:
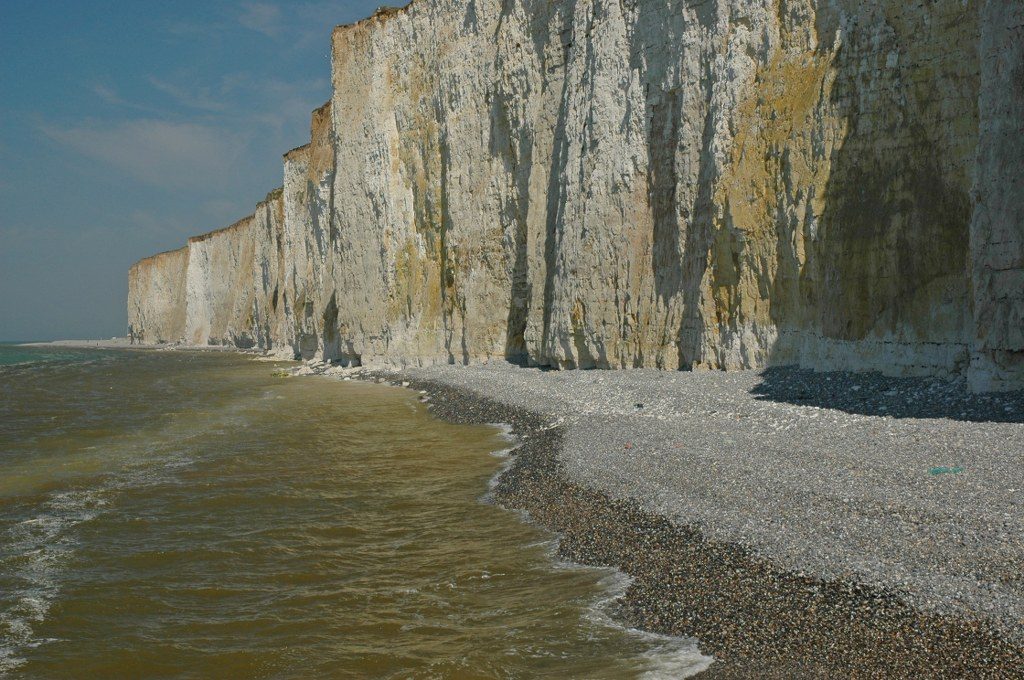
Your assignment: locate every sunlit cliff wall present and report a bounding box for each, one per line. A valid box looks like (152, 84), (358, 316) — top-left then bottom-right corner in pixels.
(281, 102), (336, 360)
(127, 0), (1024, 390)
(127, 247), (188, 344)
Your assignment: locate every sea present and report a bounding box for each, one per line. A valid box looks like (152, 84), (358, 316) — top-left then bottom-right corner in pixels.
(0, 344), (711, 678)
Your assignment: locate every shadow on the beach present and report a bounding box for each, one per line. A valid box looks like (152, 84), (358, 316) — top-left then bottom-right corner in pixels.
(751, 365), (1024, 423)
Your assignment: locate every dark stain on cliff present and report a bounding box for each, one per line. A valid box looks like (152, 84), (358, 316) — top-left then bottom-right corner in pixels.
(810, 2), (976, 348)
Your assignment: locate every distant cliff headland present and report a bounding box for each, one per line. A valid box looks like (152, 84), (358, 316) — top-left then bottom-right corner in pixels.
(128, 0), (1023, 391)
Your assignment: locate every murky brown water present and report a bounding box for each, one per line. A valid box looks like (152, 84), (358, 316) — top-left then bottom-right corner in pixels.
(0, 347), (709, 678)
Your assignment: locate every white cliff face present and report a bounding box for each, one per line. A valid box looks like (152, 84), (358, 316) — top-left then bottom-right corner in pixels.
(249, 189), (288, 351)
(183, 216), (257, 347)
(127, 247), (188, 344)
(281, 103), (337, 361)
(127, 0), (1023, 390)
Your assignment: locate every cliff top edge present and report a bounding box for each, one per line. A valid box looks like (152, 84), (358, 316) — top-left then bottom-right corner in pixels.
(332, 3), (412, 35)
(284, 99), (331, 159)
(129, 245), (188, 270)
(284, 143), (312, 159)
(188, 213), (256, 244)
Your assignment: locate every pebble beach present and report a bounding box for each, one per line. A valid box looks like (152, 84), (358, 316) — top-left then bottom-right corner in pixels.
(312, 361), (1024, 677)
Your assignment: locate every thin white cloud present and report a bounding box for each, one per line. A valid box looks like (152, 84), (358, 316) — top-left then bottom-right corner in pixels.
(204, 71), (329, 134)
(238, 1), (283, 37)
(91, 83), (164, 114)
(148, 77), (227, 112)
(252, 77), (330, 129)
(40, 119), (244, 191)
(164, 1), (379, 50)
(92, 83), (130, 106)
(236, 0), (382, 47)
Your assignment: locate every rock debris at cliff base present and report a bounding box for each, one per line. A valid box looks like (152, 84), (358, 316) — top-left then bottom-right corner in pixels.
(127, 0), (1024, 392)
(327, 361), (1022, 677)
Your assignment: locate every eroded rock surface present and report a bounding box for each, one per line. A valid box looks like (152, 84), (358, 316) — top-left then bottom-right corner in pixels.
(127, 247), (188, 345)
(127, 0), (1024, 389)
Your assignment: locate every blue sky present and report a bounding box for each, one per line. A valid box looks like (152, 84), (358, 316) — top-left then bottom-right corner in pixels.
(0, 0), (384, 341)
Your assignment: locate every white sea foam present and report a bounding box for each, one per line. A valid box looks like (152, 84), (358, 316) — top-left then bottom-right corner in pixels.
(0, 410), (221, 675)
(0, 488), (107, 675)
(487, 422), (518, 444)
(482, 423), (715, 680)
(586, 570), (714, 678)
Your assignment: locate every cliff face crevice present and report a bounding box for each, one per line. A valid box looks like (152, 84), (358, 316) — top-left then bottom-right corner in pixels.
(127, 0), (1024, 390)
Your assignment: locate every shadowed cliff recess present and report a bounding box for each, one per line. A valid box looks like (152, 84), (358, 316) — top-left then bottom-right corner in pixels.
(127, 0), (1023, 391)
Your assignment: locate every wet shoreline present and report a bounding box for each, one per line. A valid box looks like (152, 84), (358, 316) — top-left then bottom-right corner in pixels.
(3, 348), (715, 677)
(362, 368), (1024, 678)
(26, 344), (1024, 676)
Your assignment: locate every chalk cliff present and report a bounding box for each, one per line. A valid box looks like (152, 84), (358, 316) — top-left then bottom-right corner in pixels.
(127, 0), (1024, 390)
(127, 247), (188, 345)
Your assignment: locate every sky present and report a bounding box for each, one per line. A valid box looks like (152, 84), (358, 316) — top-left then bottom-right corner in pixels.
(0, 0), (385, 341)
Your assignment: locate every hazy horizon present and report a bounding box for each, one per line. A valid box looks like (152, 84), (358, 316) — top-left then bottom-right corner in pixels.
(0, 0), (384, 342)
